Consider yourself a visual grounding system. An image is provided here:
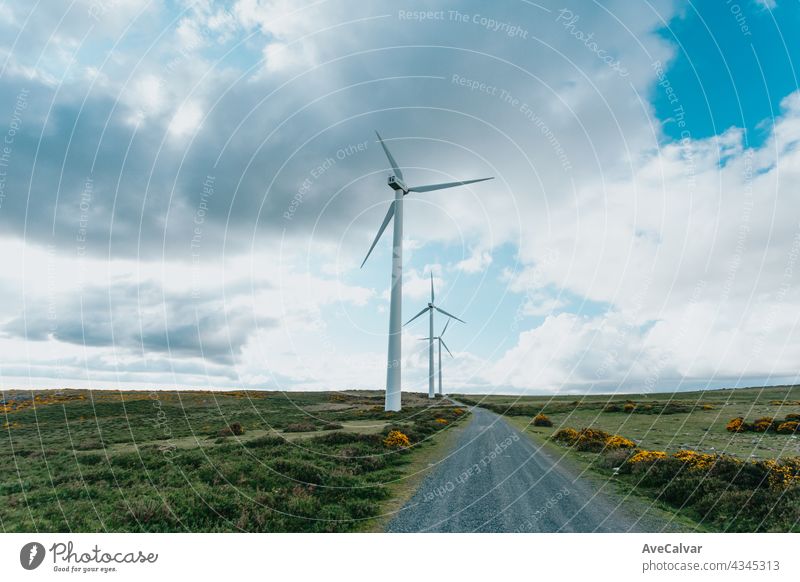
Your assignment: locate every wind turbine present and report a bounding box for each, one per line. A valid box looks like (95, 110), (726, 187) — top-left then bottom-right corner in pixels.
(419, 319), (456, 396)
(360, 131), (493, 411)
(405, 273), (464, 398)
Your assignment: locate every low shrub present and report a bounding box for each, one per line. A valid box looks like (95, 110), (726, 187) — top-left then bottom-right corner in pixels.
(532, 413), (553, 427)
(595, 445), (800, 531)
(600, 448), (635, 471)
(126, 498), (169, 525)
(284, 422), (317, 433)
(272, 459), (323, 484)
(605, 435), (636, 449)
(218, 422), (245, 437)
(726, 417), (748, 432)
(623, 402), (636, 413)
(245, 435), (286, 449)
(762, 458), (800, 489)
(785, 413), (800, 422)
(628, 450), (668, 464)
(383, 430), (410, 449)
(674, 449), (717, 470)
(77, 453), (104, 466)
(753, 417), (777, 433)
(777, 421), (800, 434)
(552, 427), (580, 443)
(313, 431), (380, 446)
(552, 427), (632, 452)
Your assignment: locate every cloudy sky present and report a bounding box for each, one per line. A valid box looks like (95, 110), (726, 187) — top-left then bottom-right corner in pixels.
(0, 0), (798, 395)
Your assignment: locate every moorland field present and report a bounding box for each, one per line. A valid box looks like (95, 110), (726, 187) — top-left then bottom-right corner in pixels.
(0, 389), (466, 532)
(3, 384), (799, 533)
(457, 385), (800, 531)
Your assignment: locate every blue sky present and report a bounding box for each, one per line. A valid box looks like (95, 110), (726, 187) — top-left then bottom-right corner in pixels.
(653, 1), (799, 145)
(1, 0), (799, 395)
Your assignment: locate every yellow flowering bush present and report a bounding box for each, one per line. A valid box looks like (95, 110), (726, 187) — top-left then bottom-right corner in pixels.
(434, 418), (449, 425)
(726, 417), (748, 432)
(726, 415), (800, 434)
(532, 413), (553, 427)
(453, 408), (465, 416)
(777, 421), (800, 434)
(383, 430), (411, 448)
(674, 449), (717, 470)
(623, 402), (636, 413)
(762, 458), (800, 489)
(702, 404), (714, 410)
(752, 417), (777, 432)
(628, 450), (667, 463)
(579, 428), (612, 441)
(552, 428), (580, 444)
(553, 427), (634, 451)
(605, 435), (636, 449)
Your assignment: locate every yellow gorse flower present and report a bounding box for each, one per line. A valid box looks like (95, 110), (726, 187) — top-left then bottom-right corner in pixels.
(629, 450), (668, 463)
(383, 430), (411, 448)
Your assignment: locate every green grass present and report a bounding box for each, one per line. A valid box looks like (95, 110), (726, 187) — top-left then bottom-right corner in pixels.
(459, 385), (800, 532)
(455, 385), (800, 459)
(0, 389), (468, 532)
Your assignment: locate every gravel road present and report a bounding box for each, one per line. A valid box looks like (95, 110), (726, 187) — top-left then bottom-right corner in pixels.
(387, 406), (687, 532)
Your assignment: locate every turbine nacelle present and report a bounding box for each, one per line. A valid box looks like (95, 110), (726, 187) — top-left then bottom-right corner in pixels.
(388, 175), (408, 192)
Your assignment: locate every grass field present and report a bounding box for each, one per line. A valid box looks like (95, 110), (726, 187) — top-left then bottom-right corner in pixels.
(457, 385), (800, 531)
(0, 389), (468, 532)
(455, 385), (800, 459)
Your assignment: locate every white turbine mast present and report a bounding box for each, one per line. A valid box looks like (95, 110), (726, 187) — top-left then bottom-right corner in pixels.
(360, 131), (493, 411)
(406, 273), (463, 398)
(419, 318), (456, 396)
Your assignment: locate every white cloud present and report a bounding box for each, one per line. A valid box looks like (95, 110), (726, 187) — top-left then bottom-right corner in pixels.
(495, 91), (800, 391)
(168, 101), (204, 138)
(6, 0), (800, 396)
(456, 248), (493, 274)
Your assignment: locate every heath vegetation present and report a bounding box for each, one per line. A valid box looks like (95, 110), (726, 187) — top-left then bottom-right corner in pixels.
(0, 389), (467, 532)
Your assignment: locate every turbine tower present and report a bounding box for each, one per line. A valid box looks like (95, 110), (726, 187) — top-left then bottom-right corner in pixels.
(360, 131), (493, 411)
(419, 319), (456, 396)
(405, 273), (464, 398)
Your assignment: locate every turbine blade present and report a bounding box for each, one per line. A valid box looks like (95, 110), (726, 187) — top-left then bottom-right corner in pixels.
(375, 131), (403, 180)
(408, 177), (494, 193)
(441, 318), (451, 336)
(360, 203), (395, 268)
(430, 272), (435, 303)
(404, 306), (430, 326)
(440, 338), (454, 358)
(434, 306), (465, 323)
(418, 337), (434, 341)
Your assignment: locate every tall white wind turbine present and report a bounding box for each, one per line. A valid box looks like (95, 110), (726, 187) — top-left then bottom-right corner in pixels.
(360, 132), (493, 411)
(419, 319), (456, 396)
(406, 273), (463, 398)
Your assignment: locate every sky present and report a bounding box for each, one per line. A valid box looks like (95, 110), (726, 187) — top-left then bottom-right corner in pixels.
(0, 0), (799, 396)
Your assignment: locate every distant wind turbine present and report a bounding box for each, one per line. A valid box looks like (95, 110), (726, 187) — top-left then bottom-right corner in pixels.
(360, 131), (493, 411)
(418, 317), (457, 396)
(405, 273), (464, 399)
